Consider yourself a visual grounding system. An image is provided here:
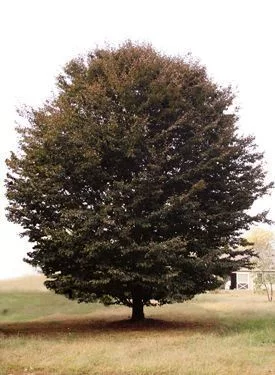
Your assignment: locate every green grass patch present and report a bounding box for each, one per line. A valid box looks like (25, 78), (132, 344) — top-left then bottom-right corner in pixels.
(0, 291), (104, 322)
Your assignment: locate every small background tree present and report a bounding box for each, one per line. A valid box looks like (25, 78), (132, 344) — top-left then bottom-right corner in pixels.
(5, 42), (273, 320)
(247, 228), (275, 301)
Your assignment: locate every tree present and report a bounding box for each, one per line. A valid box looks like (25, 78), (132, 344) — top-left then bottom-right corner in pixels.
(5, 42), (273, 320)
(246, 228), (275, 301)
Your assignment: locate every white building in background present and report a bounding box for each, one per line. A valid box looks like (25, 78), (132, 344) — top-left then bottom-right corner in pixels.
(224, 270), (275, 290)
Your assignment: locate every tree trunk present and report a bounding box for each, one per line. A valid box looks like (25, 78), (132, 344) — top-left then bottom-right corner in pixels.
(131, 296), (145, 321)
(263, 281), (272, 302)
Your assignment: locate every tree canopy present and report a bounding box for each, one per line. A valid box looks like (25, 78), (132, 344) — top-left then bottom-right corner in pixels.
(5, 42), (273, 320)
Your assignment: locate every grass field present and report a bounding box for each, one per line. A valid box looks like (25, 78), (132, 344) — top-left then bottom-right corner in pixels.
(0, 277), (274, 375)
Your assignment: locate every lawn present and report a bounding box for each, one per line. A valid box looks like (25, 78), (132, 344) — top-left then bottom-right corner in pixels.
(0, 280), (274, 375)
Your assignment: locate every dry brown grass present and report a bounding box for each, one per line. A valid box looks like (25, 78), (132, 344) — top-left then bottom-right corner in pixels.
(0, 292), (275, 375)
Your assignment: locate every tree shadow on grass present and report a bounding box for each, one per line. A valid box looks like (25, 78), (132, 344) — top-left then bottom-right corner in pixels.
(0, 316), (219, 337)
(0, 313), (273, 338)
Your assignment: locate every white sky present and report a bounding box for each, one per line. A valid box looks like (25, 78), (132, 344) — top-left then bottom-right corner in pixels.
(0, 0), (274, 279)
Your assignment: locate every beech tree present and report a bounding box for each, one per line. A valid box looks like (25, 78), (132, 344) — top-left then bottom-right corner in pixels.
(5, 43), (272, 320)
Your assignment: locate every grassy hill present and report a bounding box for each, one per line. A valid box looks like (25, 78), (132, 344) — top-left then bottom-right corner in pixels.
(0, 275), (108, 322)
(0, 274), (47, 292)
